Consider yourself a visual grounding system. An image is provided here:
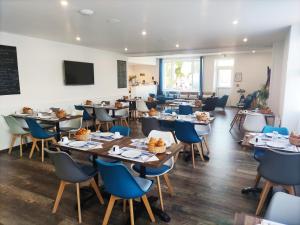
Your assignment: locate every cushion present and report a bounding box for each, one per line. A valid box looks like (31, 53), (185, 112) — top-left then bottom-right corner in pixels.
(133, 176), (153, 192)
(132, 164), (171, 176)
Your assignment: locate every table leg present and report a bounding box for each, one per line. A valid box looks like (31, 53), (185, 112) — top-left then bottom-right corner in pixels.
(55, 122), (61, 141)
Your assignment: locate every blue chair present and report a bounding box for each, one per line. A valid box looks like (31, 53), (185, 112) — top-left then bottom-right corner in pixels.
(47, 150), (104, 223)
(95, 159), (155, 225)
(25, 118), (57, 162)
(110, 125), (131, 137)
(74, 105), (94, 129)
(175, 121), (205, 167)
(253, 126), (289, 188)
(216, 95), (229, 110)
(179, 105), (193, 115)
(131, 130), (176, 211)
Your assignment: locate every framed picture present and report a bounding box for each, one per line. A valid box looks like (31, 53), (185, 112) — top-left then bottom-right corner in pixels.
(234, 72), (242, 82)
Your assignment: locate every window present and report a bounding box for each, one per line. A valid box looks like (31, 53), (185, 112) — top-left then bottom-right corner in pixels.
(215, 59), (234, 88)
(163, 58), (200, 92)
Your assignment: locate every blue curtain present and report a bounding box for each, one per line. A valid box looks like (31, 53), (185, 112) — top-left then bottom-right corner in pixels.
(158, 58), (163, 95)
(199, 56), (204, 96)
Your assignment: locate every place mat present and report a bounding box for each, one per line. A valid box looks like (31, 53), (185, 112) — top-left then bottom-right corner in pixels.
(58, 141), (103, 151)
(108, 147), (159, 163)
(90, 132), (123, 142)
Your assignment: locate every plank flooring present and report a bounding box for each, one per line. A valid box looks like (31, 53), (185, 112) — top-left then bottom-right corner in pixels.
(0, 108), (270, 225)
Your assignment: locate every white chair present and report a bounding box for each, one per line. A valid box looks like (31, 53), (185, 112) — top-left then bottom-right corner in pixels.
(60, 110), (83, 137)
(265, 192), (300, 225)
(242, 113), (266, 133)
(136, 100), (149, 113)
(195, 124), (211, 153)
(131, 130), (176, 211)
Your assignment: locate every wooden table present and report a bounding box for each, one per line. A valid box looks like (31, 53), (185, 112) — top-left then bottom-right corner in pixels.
(57, 136), (183, 222)
(154, 114), (215, 126)
(83, 104), (129, 117)
(234, 213), (284, 225)
(11, 113), (82, 140)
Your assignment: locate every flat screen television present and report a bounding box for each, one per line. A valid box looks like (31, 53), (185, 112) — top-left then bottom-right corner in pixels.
(64, 60), (94, 85)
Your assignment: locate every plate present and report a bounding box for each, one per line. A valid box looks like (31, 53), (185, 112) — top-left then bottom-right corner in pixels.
(266, 141), (286, 149)
(68, 141), (87, 148)
(265, 133), (289, 139)
(121, 149), (142, 158)
(99, 132), (114, 137)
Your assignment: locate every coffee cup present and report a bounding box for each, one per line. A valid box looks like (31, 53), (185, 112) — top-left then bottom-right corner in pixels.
(61, 136), (69, 144)
(114, 132), (121, 138)
(112, 145), (120, 154)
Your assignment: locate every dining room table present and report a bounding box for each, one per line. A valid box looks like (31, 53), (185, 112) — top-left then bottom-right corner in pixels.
(55, 132), (184, 223)
(11, 112), (82, 141)
(234, 213), (285, 225)
(82, 104), (129, 117)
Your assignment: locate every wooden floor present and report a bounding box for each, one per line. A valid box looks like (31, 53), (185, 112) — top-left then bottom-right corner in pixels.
(0, 108), (265, 225)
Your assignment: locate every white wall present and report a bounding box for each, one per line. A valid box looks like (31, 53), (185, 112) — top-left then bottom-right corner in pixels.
(280, 25), (300, 130)
(0, 32), (127, 150)
(203, 52), (272, 106)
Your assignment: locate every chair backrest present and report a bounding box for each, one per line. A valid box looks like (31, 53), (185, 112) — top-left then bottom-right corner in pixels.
(258, 149), (300, 185)
(129, 101), (136, 110)
(136, 100), (149, 112)
(141, 117), (161, 137)
(216, 95), (229, 108)
(243, 95), (253, 109)
(110, 126), (131, 136)
(202, 97), (218, 111)
(265, 192), (300, 225)
(242, 113), (266, 133)
(25, 118), (51, 139)
(94, 108), (113, 122)
(60, 110), (83, 129)
(178, 105), (193, 115)
(96, 159), (150, 198)
(262, 125), (289, 135)
(3, 115), (27, 134)
(46, 149), (91, 183)
(174, 120), (201, 143)
(74, 105), (93, 120)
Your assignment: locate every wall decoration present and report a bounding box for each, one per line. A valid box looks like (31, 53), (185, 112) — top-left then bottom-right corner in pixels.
(0, 45), (21, 95)
(139, 73), (145, 76)
(234, 72), (242, 82)
(117, 60), (127, 88)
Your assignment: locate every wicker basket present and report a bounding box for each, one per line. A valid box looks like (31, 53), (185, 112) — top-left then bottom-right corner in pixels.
(148, 144), (166, 154)
(289, 136), (300, 146)
(86, 100), (93, 105)
(56, 110), (66, 119)
(115, 101), (123, 108)
(23, 107), (33, 114)
(149, 110), (158, 117)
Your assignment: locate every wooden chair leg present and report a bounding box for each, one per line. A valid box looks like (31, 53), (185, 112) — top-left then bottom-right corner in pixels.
(102, 195), (117, 225)
(106, 123), (109, 131)
(254, 173), (261, 188)
(256, 181), (272, 216)
(196, 143), (205, 161)
(156, 176), (164, 211)
(129, 199), (134, 225)
(191, 144), (195, 168)
(141, 195), (155, 222)
(163, 174), (174, 196)
(203, 137), (210, 154)
(90, 178), (104, 204)
(51, 138), (60, 151)
(123, 199), (127, 213)
(41, 139), (44, 162)
(76, 183), (82, 223)
(20, 135), (23, 157)
(8, 134), (17, 155)
(52, 181), (66, 213)
(174, 152), (180, 163)
(29, 139), (37, 159)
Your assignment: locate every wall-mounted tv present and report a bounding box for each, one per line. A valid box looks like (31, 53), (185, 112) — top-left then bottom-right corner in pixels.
(64, 60), (94, 85)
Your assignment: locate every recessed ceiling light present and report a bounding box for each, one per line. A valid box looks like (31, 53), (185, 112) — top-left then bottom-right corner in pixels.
(79, 9), (94, 16)
(141, 30), (147, 36)
(232, 20), (239, 25)
(60, 0), (68, 6)
(106, 18), (121, 24)
(124, 48), (128, 52)
(175, 44), (179, 48)
(252, 50), (256, 53)
(76, 36), (81, 41)
(243, 37), (248, 42)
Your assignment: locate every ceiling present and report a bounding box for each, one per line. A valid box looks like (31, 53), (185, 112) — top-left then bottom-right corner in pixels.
(1, 0), (300, 56)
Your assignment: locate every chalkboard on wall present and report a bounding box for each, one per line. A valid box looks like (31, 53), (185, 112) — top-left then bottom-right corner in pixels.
(117, 60), (127, 88)
(0, 45), (20, 95)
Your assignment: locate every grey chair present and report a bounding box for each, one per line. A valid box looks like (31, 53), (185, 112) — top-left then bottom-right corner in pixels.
(46, 149), (104, 223)
(264, 192), (300, 225)
(141, 117), (161, 137)
(256, 149), (300, 215)
(94, 107), (116, 131)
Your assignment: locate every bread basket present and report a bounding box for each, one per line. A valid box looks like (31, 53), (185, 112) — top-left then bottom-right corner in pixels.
(115, 101), (123, 108)
(148, 109), (158, 116)
(289, 136), (300, 146)
(75, 130), (91, 141)
(148, 144), (166, 154)
(85, 100), (93, 105)
(56, 110), (66, 119)
(23, 107), (33, 114)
